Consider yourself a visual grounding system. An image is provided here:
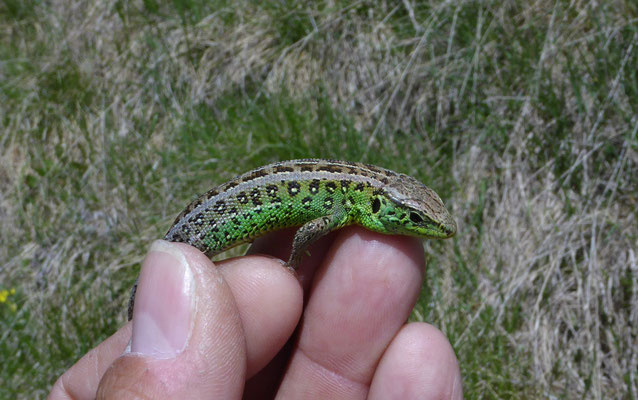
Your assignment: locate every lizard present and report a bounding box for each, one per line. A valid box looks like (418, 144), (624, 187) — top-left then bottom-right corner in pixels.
(128, 159), (456, 319)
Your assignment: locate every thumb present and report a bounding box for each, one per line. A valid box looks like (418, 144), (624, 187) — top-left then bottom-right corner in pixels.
(97, 240), (246, 399)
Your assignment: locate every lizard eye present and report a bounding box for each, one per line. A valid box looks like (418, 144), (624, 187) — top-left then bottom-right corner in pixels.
(409, 212), (423, 224)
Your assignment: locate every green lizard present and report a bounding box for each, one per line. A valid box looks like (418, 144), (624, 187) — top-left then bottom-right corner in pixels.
(128, 159), (456, 319)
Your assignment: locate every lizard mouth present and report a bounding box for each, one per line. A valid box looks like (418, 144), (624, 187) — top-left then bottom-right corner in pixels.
(440, 219), (457, 237)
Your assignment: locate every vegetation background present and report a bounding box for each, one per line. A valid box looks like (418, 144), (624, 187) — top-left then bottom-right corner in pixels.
(1, 0), (636, 398)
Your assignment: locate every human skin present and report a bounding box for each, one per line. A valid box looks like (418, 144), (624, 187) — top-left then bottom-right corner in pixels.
(48, 226), (463, 399)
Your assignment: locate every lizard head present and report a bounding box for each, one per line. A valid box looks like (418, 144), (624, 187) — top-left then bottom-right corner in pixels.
(372, 173), (456, 239)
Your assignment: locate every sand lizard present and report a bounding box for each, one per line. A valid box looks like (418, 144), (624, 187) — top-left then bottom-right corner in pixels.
(128, 159), (456, 319)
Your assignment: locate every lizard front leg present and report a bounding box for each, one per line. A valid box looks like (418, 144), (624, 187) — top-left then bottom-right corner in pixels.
(286, 209), (348, 269)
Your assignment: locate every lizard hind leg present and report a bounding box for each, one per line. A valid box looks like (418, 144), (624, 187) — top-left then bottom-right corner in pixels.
(127, 278), (138, 321)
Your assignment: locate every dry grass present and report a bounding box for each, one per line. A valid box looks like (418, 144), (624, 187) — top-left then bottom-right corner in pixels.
(1, 0), (636, 398)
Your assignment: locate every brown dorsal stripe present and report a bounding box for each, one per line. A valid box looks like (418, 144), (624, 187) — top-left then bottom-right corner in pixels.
(241, 168), (269, 182)
(299, 165), (314, 172)
(224, 181), (239, 190)
(274, 165), (295, 173)
(317, 165), (343, 173)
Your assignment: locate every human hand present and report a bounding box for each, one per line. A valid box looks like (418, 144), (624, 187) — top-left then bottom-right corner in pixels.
(49, 227), (463, 399)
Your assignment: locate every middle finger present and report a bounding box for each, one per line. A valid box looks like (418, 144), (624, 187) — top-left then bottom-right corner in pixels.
(277, 226), (425, 399)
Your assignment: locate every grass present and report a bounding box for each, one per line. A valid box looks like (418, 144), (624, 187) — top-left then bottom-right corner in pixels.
(1, 0), (636, 398)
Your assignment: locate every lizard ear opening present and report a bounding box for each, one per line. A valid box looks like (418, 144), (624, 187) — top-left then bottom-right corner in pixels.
(371, 197), (381, 213)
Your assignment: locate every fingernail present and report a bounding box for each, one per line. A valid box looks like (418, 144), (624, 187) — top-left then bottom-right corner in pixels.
(130, 240), (194, 358)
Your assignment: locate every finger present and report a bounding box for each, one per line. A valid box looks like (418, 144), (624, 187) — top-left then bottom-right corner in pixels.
(51, 241), (302, 400)
(97, 240), (246, 399)
(368, 323), (463, 400)
(247, 227), (338, 289)
(241, 228), (353, 398)
(216, 255), (302, 377)
(277, 227), (425, 399)
(48, 323), (132, 400)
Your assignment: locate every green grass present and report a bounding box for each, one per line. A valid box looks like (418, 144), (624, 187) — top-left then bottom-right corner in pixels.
(1, 0), (637, 398)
